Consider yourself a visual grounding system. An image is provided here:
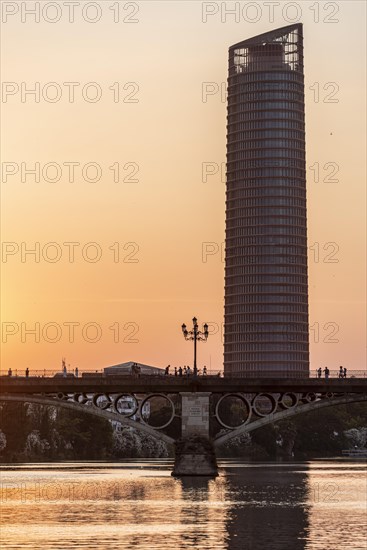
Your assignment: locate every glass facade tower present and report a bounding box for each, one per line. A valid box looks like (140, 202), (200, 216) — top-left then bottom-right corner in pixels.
(224, 24), (309, 378)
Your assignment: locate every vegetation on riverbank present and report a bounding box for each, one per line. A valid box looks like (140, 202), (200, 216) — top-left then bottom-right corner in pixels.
(0, 403), (169, 462)
(0, 401), (365, 462)
(217, 402), (367, 459)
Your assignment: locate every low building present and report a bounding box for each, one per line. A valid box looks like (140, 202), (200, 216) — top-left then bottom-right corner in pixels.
(103, 361), (164, 376)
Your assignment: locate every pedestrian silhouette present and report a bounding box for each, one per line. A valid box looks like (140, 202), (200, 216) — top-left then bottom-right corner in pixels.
(25, 367), (29, 377)
(178, 366), (183, 377)
(343, 367), (347, 378)
(203, 366), (207, 376)
(8, 368), (12, 377)
(339, 366), (343, 379)
(324, 366), (330, 380)
(317, 367), (322, 379)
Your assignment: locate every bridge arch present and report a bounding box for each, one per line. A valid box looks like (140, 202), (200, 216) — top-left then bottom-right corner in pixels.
(0, 395), (175, 446)
(214, 393), (367, 448)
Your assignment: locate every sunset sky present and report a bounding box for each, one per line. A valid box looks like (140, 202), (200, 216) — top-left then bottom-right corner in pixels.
(1, 1), (366, 373)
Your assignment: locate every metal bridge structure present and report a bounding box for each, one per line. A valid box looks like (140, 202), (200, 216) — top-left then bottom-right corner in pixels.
(1, 374), (366, 449)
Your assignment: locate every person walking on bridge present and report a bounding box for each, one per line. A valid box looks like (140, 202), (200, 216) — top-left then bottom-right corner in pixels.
(339, 366), (343, 378)
(343, 367), (347, 378)
(25, 367), (29, 378)
(317, 367), (322, 379)
(324, 366), (330, 380)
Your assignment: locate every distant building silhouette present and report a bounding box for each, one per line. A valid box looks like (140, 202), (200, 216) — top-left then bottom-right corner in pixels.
(104, 361), (163, 376)
(224, 24), (309, 378)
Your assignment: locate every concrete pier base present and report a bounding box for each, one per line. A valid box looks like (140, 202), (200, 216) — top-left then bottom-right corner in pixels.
(171, 434), (218, 477)
(172, 392), (218, 477)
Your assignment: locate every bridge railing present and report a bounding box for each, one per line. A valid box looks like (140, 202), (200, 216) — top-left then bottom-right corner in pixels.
(224, 370), (367, 379)
(1, 369), (366, 379)
(311, 370), (367, 379)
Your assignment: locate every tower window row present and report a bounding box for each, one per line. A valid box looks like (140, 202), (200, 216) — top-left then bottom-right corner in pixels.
(228, 169), (305, 181)
(226, 260), (307, 270)
(225, 302), (307, 313)
(225, 284), (308, 295)
(226, 225), (307, 237)
(227, 277), (307, 288)
(229, 90), (304, 103)
(230, 81), (303, 93)
(228, 149), (305, 161)
(224, 350), (308, 361)
(223, 339), (308, 352)
(226, 197), (306, 208)
(225, 263), (307, 274)
(225, 332), (309, 344)
(227, 185), (306, 199)
(229, 100), (303, 113)
(228, 138), (304, 151)
(229, 71), (304, 83)
(225, 318), (308, 335)
(226, 264), (307, 275)
(228, 157), (305, 169)
(226, 311), (308, 324)
(229, 110), (304, 123)
(227, 206), (306, 218)
(225, 295), (308, 306)
(227, 243), (307, 255)
(227, 217), (307, 230)
(228, 129), (304, 141)
(229, 119), (304, 131)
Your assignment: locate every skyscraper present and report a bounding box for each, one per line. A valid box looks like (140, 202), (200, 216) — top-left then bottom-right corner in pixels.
(224, 24), (309, 378)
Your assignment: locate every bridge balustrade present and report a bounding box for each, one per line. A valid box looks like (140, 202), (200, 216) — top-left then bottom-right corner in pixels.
(1, 369), (366, 379)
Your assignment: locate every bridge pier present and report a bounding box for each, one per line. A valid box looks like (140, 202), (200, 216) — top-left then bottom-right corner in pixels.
(172, 392), (218, 477)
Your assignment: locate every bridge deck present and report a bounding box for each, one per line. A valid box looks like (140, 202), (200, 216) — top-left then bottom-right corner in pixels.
(1, 376), (367, 394)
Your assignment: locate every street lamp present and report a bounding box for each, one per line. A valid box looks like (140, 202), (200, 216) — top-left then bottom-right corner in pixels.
(181, 317), (209, 374)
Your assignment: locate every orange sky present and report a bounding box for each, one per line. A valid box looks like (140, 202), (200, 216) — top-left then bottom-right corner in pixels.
(1, 1), (366, 372)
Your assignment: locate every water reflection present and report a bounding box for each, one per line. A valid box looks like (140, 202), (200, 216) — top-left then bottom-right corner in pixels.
(176, 477), (229, 549)
(221, 463), (310, 549)
(0, 461), (366, 549)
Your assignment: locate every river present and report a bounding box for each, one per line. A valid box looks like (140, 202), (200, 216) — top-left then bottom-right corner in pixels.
(0, 460), (366, 549)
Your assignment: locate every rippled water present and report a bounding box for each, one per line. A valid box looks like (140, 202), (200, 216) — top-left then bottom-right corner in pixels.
(0, 460), (366, 549)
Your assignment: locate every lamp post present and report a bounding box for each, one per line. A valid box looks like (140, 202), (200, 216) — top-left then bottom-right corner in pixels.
(181, 317), (209, 374)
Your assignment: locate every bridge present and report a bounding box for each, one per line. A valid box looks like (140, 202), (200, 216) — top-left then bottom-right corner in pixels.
(1, 373), (366, 475)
